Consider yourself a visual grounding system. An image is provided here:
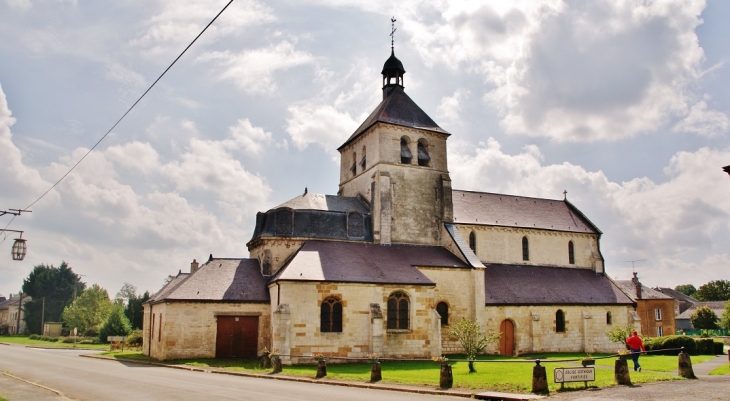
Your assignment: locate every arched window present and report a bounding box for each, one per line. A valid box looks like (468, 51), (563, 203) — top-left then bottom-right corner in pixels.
(606, 312), (612, 325)
(522, 236), (529, 261)
(400, 138), (412, 164)
(350, 152), (357, 175)
(417, 141), (430, 166)
(556, 310), (565, 333)
(320, 297), (343, 333)
(436, 302), (449, 326)
(568, 241), (575, 264)
(360, 146), (367, 170)
(469, 231), (476, 253)
(387, 291), (409, 330)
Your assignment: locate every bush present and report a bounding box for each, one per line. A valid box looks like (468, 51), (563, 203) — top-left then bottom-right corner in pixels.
(645, 335), (697, 355)
(127, 329), (143, 345)
(99, 306), (132, 343)
(29, 334), (40, 340)
(714, 341), (724, 355)
(83, 326), (99, 337)
(696, 338), (715, 355)
(62, 336), (76, 343)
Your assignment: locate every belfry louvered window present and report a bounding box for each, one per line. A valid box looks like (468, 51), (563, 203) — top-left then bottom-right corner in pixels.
(320, 297), (342, 333)
(417, 141), (430, 166)
(387, 291), (409, 330)
(522, 236), (529, 261)
(400, 138), (412, 164)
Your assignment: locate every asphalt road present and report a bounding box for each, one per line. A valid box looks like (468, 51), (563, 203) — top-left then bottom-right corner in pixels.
(0, 345), (467, 401)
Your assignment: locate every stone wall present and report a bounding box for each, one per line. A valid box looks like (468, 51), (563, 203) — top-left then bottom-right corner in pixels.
(247, 238), (303, 275)
(144, 302), (270, 360)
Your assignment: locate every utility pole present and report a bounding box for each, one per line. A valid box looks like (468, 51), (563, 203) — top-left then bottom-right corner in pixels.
(41, 297), (45, 335)
(15, 291), (23, 334)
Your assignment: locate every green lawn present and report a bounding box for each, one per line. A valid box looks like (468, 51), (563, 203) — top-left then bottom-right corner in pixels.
(709, 364), (729, 375)
(100, 352), (710, 394)
(0, 335), (109, 349)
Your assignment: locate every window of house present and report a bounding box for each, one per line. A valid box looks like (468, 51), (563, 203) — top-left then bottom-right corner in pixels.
(400, 138), (412, 164)
(417, 141), (430, 167)
(436, 302), (449, 326)
(320, 297), (343, 333)
(656, 326), (663, 336)
(606, 311), (612, 325)
(469, 231), (476, 253)
(655, 308), (662, 321)
(387, 291), (409, 330)
(568, 241), (575, 264)
(522, 236), (529, 261)
(556, 310), (565, 332)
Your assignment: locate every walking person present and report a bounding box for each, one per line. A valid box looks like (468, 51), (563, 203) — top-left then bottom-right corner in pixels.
(626, 330), (646, 372)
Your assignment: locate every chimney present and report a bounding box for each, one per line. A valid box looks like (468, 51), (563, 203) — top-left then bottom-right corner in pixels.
(632, 272), (642, 299)
(190, 259), (199, 274)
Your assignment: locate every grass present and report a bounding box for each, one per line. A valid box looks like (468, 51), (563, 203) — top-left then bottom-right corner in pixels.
(0, 335), (109, 349)
(101, 352), (713, 394)
(709, 364), (729, 376)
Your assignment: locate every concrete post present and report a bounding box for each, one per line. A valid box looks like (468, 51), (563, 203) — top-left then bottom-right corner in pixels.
(316, 360), (327, 378)
(370, 362), (382, 382)
(439, 364), (453, 389)
(531, 360), (548, 394)
(272, 357), (282, 373)
(260, 352), (271, 369)
(614, 358), (632, 385)
(678, 347), (696, 379)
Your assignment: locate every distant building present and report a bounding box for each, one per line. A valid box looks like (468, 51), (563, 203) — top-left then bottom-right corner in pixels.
(615, 273), (676, 337)
(653, 287), (697, 315)
(0, 293), (31, 335)
(144, 44), (636, 362)
(675, 301), (728, 331)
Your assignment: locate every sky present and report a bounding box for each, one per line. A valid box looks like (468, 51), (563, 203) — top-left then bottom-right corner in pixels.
(1, 0), (729, 299)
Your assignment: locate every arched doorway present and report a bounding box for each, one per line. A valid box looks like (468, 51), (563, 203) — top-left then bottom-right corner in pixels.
(499, 319), (514, 356)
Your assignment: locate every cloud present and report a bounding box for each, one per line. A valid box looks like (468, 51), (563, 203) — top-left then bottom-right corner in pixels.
(672, 100), (730, 137)
(226, 118), (273, 156)
(285, 103), (359, 154)
(198, 41), (315, 94)
(437, 88), (471, 127)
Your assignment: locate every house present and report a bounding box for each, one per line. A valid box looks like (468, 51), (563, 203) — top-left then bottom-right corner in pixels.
(0, 293), (31, 335)
(653, 287), (697, 315)
(144, 44), (636, 362)
(614, 273), (676, 337)
(676, 301), (728, 332)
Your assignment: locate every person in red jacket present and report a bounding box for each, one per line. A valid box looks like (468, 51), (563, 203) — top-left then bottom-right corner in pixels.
(625, 330), (646, 372)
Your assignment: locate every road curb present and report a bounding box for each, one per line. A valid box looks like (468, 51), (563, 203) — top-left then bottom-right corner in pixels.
(0, 341), (102, 351)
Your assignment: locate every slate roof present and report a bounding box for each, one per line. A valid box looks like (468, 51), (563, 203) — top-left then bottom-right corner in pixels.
(148, 272), (189, 303)
(272, 241), (468, 285)
(273, 192), (369, 214)
(444, 223), (484, 268)
(452, 190), (601, 234)
(614, 280), (674, 301)
(0, 294), (31, 310)
(676, 301), (728, 319)
(148, 259), (269, 304)
(483, 264), (633, 305)
(338, 86), (448, 150)
(653, 287), (698, 304)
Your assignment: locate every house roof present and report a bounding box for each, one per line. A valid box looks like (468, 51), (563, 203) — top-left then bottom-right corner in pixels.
(273, 192), (369, 214)
(483, 264), (633, 305)
(338, 86), (448, 150)
(653, 287), (698, 304)
(452, 190), (601, 234)
(149, 259), (269, 304)
(676, 301), (728, 319)
(272, 241), (468, 285)
(614, 280), (674, 301)
(0, 294), (31, 310)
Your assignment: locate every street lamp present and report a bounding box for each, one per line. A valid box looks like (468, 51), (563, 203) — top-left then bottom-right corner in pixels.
(1, 229), (27, 261)
(723, 165), (730, 178)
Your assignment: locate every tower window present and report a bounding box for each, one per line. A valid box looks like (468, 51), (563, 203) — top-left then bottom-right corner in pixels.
(360, 146), (367, 170)
(400, 138), (412, 164)
(417, 141), (430, 166)
(522, 236), (529, 261)
(606, 312), (612, 325)
(568, 241), (575, 264)
(320, 297), (343, 333)
(387, 291), (409, 330)
(350, 152), (357, 175)
(436, 302), (449, 326)
(469, 231), (476, 253)
(556, 310), (565, 333)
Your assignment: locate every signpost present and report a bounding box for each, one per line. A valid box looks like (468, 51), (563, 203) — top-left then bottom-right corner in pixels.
(554, 367), (595, 389)
(107, 336), (126, 351)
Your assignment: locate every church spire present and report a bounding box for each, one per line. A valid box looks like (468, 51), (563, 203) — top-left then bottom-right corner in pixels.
(382, 17), (405, 99)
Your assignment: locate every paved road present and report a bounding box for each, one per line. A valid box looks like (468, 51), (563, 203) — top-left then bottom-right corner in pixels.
(0, 345), (466, 401)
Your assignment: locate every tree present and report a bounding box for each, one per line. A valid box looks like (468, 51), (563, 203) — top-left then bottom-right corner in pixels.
(99, 305), (132, 342)
(674, 284), (697, 297)
(606, 324), (636, 348)
(694, 280), (730, 301)
(115, 283), (149, 329)
(22, 262), (85, 334)
(690, 306), (719, 330)
(446, 318), (501, 373)
(720, 302), (730, 330)
(62, 284), (113, 334)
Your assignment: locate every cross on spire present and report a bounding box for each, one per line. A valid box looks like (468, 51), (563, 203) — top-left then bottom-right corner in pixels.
(390, 17), (397, 50)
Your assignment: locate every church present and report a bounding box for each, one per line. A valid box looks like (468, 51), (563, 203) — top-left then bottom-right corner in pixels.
(143, 43), (635, 363)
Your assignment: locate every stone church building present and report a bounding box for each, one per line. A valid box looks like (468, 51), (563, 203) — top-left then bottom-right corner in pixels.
(143, 47), (635, 362)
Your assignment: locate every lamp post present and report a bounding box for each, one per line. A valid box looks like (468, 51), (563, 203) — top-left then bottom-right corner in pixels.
(723, 165), (730, 178)
(0, 229), (27, 261)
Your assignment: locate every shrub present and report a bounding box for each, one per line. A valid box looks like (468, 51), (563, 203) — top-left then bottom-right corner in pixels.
(605, 325), (635, 349)
(714, 341), (724, 355)
(83, 326), (100, 338)
(645, 335), (697, 355)
(62, 337), (76, 343)
(696, 338), (715, 355)
(99, 306), (132, 343)
(127, 329), (143, 345)
(29, 334), (40, 340)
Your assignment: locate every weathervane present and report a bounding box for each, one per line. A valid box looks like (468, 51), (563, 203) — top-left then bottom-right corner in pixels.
(390, 17), (397, 50)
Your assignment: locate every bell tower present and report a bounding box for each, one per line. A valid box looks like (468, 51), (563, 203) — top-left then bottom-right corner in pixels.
(337, 18), (453, 246)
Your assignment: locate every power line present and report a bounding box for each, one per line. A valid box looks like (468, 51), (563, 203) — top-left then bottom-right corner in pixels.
(20, 0), (235, 212)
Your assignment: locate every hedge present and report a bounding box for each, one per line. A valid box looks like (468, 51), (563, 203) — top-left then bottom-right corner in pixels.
(644, 335), (724, 355)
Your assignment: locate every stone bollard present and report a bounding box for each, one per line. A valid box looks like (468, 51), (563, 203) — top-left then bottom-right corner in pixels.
(614, 357), (632, 385)
(678, 347), (696, 379)
(272, 357), (282, 373)
(531, 360), (548, 394)
(316, 359), (327, 378)
(370, 362), (382, 382)
(439, 363), (453, 389)
(261, 352), (271, 369)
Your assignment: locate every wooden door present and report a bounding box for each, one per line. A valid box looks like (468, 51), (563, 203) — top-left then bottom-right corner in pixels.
(499, 319), (514, 356)
(216, 316), (259, 358)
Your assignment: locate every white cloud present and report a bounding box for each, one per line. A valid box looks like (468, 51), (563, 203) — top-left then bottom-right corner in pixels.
(198, 41), (315, 94)
(437, 88), (470, 127)
(226, 118), (273, 156)
(285, 103), (359, 154)
(672, 100), (730, 137)
(105, 142), (160, 173)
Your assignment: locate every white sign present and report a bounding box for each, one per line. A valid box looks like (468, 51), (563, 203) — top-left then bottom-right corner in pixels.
(554, 367), (595, 383)
(73, 327), (77, 336)
(107, 336), (126, 342)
